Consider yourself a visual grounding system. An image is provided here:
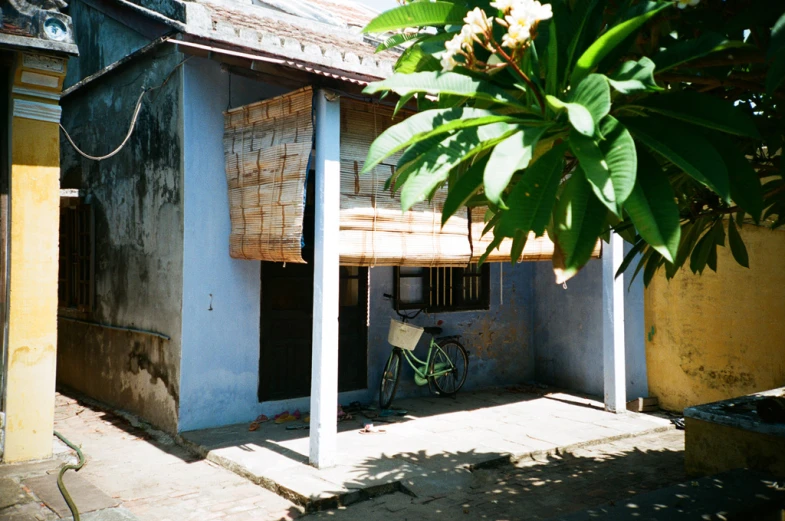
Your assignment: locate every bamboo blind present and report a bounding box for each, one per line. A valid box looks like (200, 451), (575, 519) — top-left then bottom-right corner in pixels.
(224, 86), (314, 262)
(469, 209), (601, 263)
(223, 88), (593, 265)
(339, 98), (472, 267)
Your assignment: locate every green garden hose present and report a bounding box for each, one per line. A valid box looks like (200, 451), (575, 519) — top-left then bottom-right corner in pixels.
(53, 430), (85, 521)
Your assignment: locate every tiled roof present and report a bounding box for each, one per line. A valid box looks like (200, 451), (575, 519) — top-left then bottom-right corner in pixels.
(151, 0), (398, 80)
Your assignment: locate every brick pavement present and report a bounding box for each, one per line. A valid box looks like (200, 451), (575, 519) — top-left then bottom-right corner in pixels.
(307, 429), (687, 520)
(51, 394), (302, 521)
(2, 393), (683, 521)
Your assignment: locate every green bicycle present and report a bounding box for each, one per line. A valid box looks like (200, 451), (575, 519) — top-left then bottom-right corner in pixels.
(379, 295), (469, 409)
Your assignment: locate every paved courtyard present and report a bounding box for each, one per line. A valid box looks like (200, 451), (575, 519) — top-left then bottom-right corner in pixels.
(0, 390), (685, 520)
(309, 429), (687, 520)
(181, 388), (673, 509)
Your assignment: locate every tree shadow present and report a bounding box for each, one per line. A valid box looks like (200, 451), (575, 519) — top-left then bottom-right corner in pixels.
(295, 432), (689, 519)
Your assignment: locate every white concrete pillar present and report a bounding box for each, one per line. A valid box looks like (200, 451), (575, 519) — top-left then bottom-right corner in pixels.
(602, 232), (626, 413)
(309, 89), (341, 469)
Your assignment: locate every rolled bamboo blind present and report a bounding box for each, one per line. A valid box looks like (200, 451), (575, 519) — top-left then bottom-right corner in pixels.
(223, 88), (594, 265)
(224, 86), (314, 262)
(339, 98), (472, 267)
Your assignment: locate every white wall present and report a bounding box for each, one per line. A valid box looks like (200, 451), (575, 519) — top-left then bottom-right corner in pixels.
(179, 58), (287, 432)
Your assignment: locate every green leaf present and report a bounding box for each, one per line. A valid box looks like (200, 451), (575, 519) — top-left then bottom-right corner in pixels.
(564, 0), (603, 81)
(767, 11), (785, 60)
(616, 238), (645, 279)
(393, 92), (415, 117)
(623, 147), (680, 263)
(546, 15), (559, 97)
(483, 126), (547, 207)
(708, 134), (764, 221)
(441, 156), (487, 225)
(690, 220), (723, 274)
(622, 116), (730, 201)
(395, 44), (441, 74)
(363, 2), (465, 33)
(552, 167), (608, 283)
(399, 123), (518, 210)
(571, 2), (669, 86)
(478, 234), (504, 266)
(570, 132), (616, 214)
(497, 143), (568, 238)
(510, 230), (528, 265)
(376, 32), (420, 53)
(766, 48), (785, 94)
(364, 72), (527, 109)
(570, 116), (637, 216)
(607, 57), (661, 94)
(599, 117), (637, 205)
(643, 250), (664, 286)
(727, 220), (749, 268)
(569, 74), (611, 134)
(547, 95), (594, 137)
(636, 91), (760, 139)
(363, 107), (524, 173)
(652, 32), (728, 73)
(666, 220), (701, 279)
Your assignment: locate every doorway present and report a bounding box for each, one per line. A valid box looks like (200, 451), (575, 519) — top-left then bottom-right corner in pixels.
(258, 263), (369, 402)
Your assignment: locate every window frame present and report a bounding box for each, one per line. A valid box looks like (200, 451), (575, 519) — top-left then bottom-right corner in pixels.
(394, 264), (491, 313)
(58, 196), (95, 314)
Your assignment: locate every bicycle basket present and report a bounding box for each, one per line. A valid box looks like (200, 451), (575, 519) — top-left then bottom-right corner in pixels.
(388, 319), (423, 351)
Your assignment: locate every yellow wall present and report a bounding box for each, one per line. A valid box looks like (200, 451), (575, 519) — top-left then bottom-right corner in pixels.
(685, 418), (785, 477)
(645, 223), (785, 412)
(3, 54), (63, 462)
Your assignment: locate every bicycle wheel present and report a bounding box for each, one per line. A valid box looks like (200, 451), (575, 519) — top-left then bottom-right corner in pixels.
(379, 349), (402, 409)
(428, 339), (469, 397)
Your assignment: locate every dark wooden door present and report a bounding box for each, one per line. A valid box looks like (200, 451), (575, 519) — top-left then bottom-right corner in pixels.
(258, 263), (369, 401)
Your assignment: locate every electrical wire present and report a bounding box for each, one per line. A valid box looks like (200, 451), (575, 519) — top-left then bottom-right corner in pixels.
(60, 57), (191, 162)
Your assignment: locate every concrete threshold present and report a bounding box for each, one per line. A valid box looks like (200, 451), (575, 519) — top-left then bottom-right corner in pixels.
(177, 390), (674, 512)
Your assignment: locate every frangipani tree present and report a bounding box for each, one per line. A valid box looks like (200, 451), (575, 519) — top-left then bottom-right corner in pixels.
(361, 0), (785, 284)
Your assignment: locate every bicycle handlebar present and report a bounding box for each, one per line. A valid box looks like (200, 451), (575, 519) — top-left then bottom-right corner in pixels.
(382, 293), (424, 322)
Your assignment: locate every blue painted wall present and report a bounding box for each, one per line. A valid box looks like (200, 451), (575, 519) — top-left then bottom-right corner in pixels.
(367, 263), (535, 401)
(177, 62), (538, 430)
(531, 247), (648, 399)
(179, 58), (287, 432)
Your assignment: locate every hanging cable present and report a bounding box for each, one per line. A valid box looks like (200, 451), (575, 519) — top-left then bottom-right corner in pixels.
(60, 56), (191, 162)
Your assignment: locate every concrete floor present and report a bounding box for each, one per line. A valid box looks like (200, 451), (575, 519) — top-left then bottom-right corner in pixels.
(180, 388), (674, 510)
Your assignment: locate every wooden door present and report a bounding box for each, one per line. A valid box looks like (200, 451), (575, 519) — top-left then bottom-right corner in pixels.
(258, 263), (369, 402)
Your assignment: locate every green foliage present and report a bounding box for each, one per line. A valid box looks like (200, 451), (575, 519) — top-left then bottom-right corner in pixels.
(362, 0), (785, 284)
(362, 2), (466, 33)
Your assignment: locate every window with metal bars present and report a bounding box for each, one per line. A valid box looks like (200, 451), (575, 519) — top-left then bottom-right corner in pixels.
(58, 201), (94, 312)
(394, 264), (490, 312)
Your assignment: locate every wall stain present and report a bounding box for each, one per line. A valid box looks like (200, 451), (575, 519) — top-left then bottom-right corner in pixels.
(128, 338), (179, 404)
(11, 345), (55, 366)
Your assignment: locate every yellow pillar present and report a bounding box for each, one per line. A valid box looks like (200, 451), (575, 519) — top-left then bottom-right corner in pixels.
(3, 52), (66, 462)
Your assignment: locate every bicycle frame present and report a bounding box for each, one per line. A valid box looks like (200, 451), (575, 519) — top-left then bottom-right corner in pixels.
(397, 338), (455, 379)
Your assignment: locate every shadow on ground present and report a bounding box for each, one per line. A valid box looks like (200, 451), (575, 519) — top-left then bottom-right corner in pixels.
(293, 429), (687, 519)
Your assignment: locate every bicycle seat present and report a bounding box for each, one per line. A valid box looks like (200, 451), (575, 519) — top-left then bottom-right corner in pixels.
(423, 326), (442, 336)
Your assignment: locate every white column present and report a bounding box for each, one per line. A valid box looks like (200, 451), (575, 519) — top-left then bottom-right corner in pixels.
(309, 89), (341, 469)
(602, 232), (626, 413)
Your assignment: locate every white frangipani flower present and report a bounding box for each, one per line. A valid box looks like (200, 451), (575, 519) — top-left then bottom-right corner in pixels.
(489, 0), (516, 13)
(676, 0), (700, 8)
(441, 25), (475, 71)
(441, 53), (458, 71)
(501, 0), (552, 47)
(464, 7), (491, 34)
